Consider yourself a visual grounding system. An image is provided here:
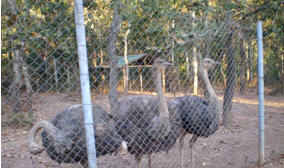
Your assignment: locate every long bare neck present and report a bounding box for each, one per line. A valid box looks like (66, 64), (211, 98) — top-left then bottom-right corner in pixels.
(201, 67), (218, 106)
(28, 120), (57, 154)
(154, 67), (169, 119)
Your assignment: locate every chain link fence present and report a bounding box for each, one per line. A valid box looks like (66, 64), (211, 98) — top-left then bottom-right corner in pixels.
(2, 0), (283, 168)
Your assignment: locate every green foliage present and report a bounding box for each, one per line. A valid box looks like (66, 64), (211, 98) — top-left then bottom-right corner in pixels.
(1, 0), (283, 93)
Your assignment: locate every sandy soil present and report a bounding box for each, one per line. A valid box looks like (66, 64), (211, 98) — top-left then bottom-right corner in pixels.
(1, 91), (284, 168)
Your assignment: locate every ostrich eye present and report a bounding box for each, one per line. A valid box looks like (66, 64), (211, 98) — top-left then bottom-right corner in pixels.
(155, 59), (164, 64)
(205, 59), (214, 64)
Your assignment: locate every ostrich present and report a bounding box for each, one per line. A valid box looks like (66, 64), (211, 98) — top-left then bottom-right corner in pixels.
(114, 58), (181, 168)
(175, 58), (220, 168)
(28, 104), (127, 167)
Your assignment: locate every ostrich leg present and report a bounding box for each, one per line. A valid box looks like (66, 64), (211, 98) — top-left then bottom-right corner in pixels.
(148, 154), (152, 168)
(80, 159), (88, 168)
(189, 135), (198, 168)
(83, 163), (89, 168)
(179, 129), (187, 168)
(135, 154), (143, 168)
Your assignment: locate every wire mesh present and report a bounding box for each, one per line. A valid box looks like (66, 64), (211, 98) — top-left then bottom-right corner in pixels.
(1, 0), (283, 168)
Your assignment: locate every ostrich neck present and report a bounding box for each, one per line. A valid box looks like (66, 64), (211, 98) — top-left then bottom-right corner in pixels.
(202, 68), (218, 106)
(28, 120), (60, 151)
(154, 68), (169, 119)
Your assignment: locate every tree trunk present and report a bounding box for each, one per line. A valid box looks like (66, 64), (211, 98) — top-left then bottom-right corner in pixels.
(185, 49), (192, 94)
(100, 49), (104, 65)
(269, 73), (284, 96)
(192, 12), (198, 95)
(171, 19), (175, 63)
(193, 48), (198, 95)
(169, 66), (180, 97)
(162, 69), (166, 92)
(6, 0), (17, 14)
(9, 49), (22, 113)
(139, 67), (143, 93)
(108, 0), (121, 117)
(185, 50), (190, 78)
(42, 48), (49, 91)
(53, 58), (59, 91)
(239, 39), (247, 94)
(123, 28), (130, 94)
(221, 62), (226, 87)
(97, 17), (104, 65)
(222, 30), (236, 128)
(73, 66), (81, 92)
(247, 40), (253, 84)
(101, 72), (106, 94)
(20, 50), (33, 118)
(66, 65), (71, 90)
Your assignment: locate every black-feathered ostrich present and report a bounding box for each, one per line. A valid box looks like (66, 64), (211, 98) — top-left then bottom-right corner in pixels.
(175, 58), (220, 168)
(114, 58), (181, 168)
(28, 104), (127, 167)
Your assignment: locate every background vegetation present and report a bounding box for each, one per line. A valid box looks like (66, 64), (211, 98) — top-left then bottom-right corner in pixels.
(2, 0), (283, 125)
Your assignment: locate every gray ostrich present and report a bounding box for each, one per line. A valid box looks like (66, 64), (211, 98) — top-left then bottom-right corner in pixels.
(114, 58), (181, 168)
(175, 58), (220, 168)
(28, 104), (127, 168)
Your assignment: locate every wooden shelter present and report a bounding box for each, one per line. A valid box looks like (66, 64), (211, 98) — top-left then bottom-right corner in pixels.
(92, 53), (157, 94)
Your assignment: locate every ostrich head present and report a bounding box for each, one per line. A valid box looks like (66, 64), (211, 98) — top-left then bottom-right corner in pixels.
(202, 58), (219, 71)
(28, 120), (73, 155)
(153, 58), (173, 70)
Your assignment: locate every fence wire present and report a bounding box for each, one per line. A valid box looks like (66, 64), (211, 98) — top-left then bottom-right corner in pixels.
(1, 0), (283, 168)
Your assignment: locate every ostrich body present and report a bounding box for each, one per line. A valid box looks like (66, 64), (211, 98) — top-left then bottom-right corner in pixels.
(28, 104), (127, 167)
(115, 58), (181, 168)
(176, 58), (220, 168)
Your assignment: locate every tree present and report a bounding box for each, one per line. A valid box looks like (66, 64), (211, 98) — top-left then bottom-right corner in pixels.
(222, 8), (236, 128)
(108, 0), (122, 118)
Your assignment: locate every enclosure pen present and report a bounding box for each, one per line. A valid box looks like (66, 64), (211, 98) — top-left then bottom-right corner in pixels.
(2, 1), (284, 168)
(257, 21), (265, 166)
(74, 0), (98, 168)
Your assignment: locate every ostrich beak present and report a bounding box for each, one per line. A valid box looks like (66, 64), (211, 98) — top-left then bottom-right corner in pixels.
(210, 60), (220, 65)
(116, 141), (128, 156)
(162, 61), (174, 67)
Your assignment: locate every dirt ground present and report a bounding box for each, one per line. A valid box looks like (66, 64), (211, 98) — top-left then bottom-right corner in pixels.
(1, 90), (284, 168)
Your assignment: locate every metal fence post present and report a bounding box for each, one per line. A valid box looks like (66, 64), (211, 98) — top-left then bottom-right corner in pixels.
(257, 21), (265, 166)
(74, 0), (98, 168)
